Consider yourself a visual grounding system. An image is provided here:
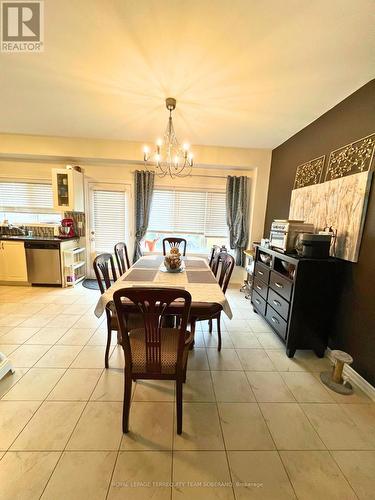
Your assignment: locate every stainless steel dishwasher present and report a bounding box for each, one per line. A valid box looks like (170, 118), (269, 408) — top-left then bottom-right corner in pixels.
(25, 241), (62, 285)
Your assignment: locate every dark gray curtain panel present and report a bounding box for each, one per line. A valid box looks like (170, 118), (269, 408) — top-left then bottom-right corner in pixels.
(133, 170), (155, 263)
(226, 175), (249, 266)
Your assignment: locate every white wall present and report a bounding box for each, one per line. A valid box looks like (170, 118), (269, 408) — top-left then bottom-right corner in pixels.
(0, 133), (272, 282)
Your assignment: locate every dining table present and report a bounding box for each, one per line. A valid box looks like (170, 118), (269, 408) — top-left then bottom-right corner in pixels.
(94, 255), (233, 323)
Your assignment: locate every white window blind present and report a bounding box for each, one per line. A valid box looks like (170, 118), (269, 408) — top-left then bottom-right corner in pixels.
(205, 192), (228, 237)
(93, 189), (128, 253)
(148, 189), (227, 237)
(0, 181), (54, 211)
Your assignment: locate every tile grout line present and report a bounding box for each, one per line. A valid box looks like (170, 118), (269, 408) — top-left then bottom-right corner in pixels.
(1, 310), (111, 399)
(256, 400), (299, 499)
(104, 366), (124, 500)
(0, 294), (104, 460)
(1, 340), (85, 399)
(326, 448), (360, 499)
(207, 349), (237, 500)
(0, 293), (103, 494)
(38, 364), (107, 499)
(328, 450), (362, 498)
(1, 399), (45, 454)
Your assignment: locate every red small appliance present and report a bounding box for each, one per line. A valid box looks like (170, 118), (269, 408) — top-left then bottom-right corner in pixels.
(59, 218), (75, 238)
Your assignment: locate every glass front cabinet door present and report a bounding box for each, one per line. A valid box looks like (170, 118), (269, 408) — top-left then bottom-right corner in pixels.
(52, 168), (84, 211)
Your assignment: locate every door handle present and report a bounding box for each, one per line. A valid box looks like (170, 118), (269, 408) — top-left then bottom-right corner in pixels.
(256, 285), (262, 290)
(275, 282), (283, 289)
(273, 299), (281, 306)
(257, 270), (264, 276)
(254, 298), (260, 305)
(271, 316), (280, 324)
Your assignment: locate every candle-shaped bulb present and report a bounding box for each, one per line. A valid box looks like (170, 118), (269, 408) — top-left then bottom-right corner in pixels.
(143, 145), (149, 161)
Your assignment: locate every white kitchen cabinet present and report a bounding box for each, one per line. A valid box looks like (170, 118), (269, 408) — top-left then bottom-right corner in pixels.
(0, 241), (28, 282)
(52, 168), (84, 212)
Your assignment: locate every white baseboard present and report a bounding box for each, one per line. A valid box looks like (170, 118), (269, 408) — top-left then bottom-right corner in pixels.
(326, 348), (375, 402)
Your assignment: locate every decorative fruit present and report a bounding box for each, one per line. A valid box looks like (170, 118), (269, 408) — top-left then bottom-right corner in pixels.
(164, 252), (182, 271)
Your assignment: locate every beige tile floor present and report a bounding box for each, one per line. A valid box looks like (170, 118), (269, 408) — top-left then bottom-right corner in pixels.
(0, 283), (374, 499)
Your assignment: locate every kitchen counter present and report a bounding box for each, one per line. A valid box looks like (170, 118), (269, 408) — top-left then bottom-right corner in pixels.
(0, 235), (83, 287)
(0, 235), (78, 243)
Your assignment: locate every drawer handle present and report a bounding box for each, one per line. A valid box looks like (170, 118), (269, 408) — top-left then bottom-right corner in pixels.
(275, 282), (284, 289)
(273, 299), (281, 307)
(256, 285), (262, 290)
(254, 298), (261, 305)
(257, 270), (264, 276)
(271, 316), (280, 324)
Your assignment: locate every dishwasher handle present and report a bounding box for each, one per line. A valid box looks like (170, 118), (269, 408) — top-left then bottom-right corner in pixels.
(25, 242), (60, 250)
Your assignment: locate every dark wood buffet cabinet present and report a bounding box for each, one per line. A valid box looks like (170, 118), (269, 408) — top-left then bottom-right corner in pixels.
(251, 244), (337, 358)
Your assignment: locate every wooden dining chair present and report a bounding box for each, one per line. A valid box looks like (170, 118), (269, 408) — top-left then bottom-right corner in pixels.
(93, 253), (118, 368)
(207, 245), (228, 331)
(191, 251), (235, 351)
(162, 237), (187, 256)
(114, 242), (130, 275)
(209, 245), (224, 276)
(113, 287), (193, 434)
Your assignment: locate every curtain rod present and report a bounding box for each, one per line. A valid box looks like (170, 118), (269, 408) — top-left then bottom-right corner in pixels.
(130, 171), (249, 180)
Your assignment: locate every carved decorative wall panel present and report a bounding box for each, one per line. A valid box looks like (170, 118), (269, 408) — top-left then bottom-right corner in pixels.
(325, 133), (375, 181)
(293, 155), (325, 189)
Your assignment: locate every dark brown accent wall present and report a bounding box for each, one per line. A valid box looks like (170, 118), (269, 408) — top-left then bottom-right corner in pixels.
(264, 79), (375, 385)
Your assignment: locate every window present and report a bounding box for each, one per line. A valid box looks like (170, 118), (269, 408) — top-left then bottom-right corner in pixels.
(92, 189), (128, 253)
(0, 181), (61, 224)
(145, 189), (229, 252)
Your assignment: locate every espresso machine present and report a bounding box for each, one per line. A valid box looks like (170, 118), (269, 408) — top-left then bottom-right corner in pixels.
(59, 218), (75, 238)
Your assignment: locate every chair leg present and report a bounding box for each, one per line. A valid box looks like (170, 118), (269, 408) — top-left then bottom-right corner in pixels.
(176, 375), (183, 434)
(105, 317), (112, 369)
(183, 355), (188, 383)
(122, 370), (132, 433)
(208, 318), (213, 334)
(189, 318), (196, 351)
(217, 313), (222, 352)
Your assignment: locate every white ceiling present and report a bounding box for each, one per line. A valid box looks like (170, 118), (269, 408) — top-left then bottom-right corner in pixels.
(0, 0), (374, 149)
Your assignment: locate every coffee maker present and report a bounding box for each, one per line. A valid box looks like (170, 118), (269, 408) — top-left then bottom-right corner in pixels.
(59, 218), (75, 238)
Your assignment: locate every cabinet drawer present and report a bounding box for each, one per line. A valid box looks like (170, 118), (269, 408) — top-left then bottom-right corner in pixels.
(251, 290), (266, 315)
(253, 277), (268, 300)
(269, 271), (293, 302)
(254, 263), (270, 283)
(266, 306), (288, 339)
(268, 289), (289, 321)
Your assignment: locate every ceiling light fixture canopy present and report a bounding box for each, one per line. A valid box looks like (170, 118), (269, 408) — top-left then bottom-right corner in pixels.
(143, 97), (193, 178)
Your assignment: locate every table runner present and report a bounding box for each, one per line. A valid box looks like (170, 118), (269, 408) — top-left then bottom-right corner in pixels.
(94, 255), (232, 318)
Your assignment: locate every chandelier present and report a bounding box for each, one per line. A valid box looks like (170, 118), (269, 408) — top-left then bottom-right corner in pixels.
(143, 97), (194, 178)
